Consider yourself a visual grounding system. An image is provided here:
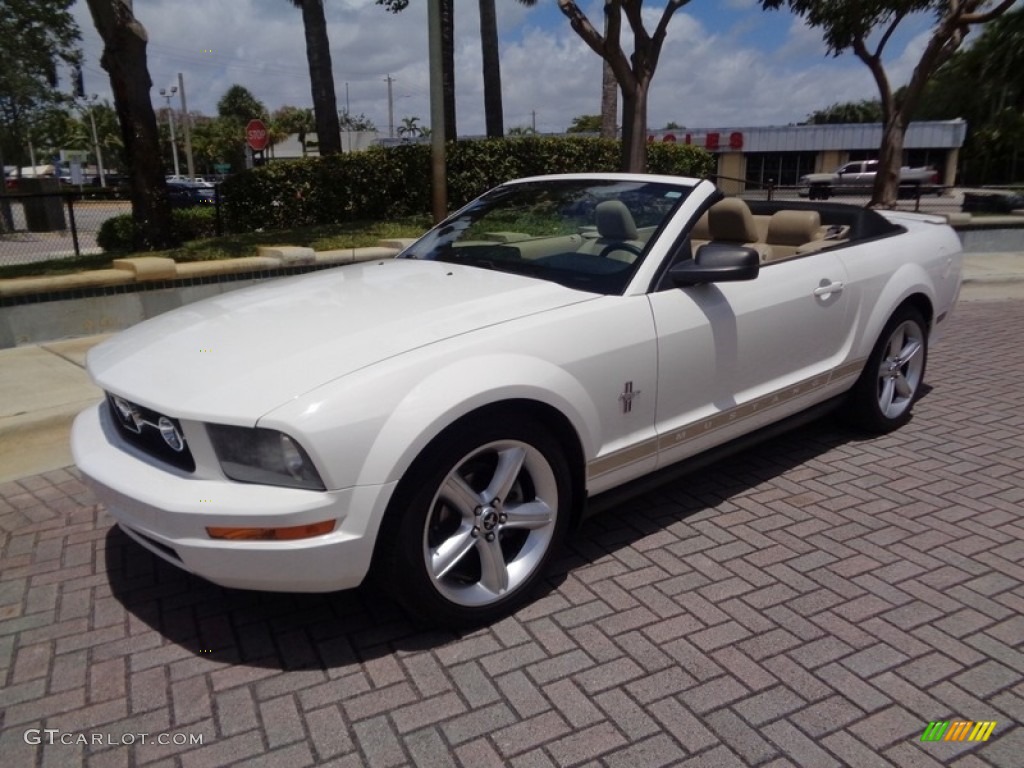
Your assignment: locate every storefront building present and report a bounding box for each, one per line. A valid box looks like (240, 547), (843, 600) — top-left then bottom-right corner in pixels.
(647, 119), (966, 195)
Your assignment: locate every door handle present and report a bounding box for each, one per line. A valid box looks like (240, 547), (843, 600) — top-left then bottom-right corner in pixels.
(813, 281), (845, 297)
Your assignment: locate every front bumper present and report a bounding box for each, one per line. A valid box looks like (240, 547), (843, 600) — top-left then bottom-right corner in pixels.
(72, 403), (395, 592)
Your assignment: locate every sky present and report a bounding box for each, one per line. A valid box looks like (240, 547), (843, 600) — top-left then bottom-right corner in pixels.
(67, 0), (955, 137)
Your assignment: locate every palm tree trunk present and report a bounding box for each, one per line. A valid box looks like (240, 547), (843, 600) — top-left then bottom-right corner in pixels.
(442, 0), (457, 141)
(297, 0), (342, 155)
(479, 0), (503, 137)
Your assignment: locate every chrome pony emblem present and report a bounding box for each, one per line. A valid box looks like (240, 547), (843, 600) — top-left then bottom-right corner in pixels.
(619, 381), (641, 414)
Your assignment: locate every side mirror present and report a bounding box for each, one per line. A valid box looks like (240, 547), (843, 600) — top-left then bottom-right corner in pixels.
(670, 243), (760, 287)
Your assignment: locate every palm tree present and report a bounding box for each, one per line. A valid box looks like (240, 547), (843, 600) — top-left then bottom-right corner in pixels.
(479, 0), (537, 138)
(289, 0), (342, 155)
(397, 116), (422, 138)
(379, 0), (456, 140)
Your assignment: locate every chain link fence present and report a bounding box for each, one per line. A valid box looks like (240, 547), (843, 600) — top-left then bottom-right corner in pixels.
(0, 188), (132, 268)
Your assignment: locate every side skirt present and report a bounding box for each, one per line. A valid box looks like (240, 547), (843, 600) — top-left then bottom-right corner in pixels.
(583, 394), (846, 520)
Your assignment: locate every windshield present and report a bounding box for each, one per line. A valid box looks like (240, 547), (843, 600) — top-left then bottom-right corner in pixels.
(402, 178), (694, 294)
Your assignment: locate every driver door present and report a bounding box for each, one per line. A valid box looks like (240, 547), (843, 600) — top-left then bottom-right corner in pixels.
(648, 250), (852, 468)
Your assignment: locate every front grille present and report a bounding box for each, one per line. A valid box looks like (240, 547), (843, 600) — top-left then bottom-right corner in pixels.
(106, 394), (196, 472)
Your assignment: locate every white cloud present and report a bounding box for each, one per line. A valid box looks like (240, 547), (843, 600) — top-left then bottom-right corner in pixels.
(68, 0), (911, 139)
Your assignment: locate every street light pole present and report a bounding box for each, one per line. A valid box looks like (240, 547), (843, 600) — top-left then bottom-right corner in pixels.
(86, 95), (106, 188)
(178, 73), (195, 180)
(159, 86), (181, 178)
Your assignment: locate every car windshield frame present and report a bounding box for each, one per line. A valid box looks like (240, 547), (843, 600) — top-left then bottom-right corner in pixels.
(401, 178), (695, 295)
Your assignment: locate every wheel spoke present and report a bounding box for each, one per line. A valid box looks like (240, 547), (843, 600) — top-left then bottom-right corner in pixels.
(502, 500), (554, 531)
(430, 527), (477, 580)
(887, 328), (904, 359)
(483, 446), (526, 504)
(897, 338), (923, 365)
(894, 373), (913, 399)
(476, 537), (510, 595)
(440, 473), (482, 519)
(879, 377), (897, 414)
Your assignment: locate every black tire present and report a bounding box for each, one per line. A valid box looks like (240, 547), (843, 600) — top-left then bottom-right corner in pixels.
(810, 184), (830, 201)
(379, 416), (572, 627)
(845, 305), (928, 434)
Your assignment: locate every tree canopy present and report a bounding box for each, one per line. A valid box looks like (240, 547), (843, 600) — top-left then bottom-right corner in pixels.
(761, 0), (1016, 206)
(567, 114), (602, 133)
(0, 0), (82, 169)
(806, 99), (883, 124)
(217, 85), (267, 124)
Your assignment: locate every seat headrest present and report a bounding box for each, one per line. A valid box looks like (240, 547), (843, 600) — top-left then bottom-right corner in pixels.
(708, 198), (760, 244)
(595, 200), (638, 241)
(767, 210), (822, 246)
(690, 212), (711, 240)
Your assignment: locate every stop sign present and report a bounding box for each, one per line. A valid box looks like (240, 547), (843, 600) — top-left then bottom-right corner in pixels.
(246, 119), (269, 151)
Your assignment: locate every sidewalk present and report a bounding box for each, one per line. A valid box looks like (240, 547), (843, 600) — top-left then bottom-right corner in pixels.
(1, 253), (1023, 484)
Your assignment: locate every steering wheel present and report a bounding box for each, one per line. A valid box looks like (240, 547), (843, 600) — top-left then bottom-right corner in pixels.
(598, 242), (642, 261)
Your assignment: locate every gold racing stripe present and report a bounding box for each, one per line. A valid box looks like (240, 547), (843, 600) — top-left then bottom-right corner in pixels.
(587, 359), (867, 482)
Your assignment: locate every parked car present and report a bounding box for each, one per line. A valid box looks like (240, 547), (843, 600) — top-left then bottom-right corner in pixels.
(166, 180), (216, 207)
(72, 173), (963, 625)
(800, 160), (940, 199)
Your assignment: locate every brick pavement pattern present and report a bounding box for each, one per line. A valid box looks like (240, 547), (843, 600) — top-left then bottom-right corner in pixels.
(1, 299), (1022, 768)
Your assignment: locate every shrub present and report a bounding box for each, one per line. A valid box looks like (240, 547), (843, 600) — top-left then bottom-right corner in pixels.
(96, 207), (218, 252)
(96, 213), (136, 252)
(220, 137), (715, 233)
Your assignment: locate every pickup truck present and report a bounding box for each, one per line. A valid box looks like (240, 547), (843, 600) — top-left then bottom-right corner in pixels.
(799, 160), (940, 200)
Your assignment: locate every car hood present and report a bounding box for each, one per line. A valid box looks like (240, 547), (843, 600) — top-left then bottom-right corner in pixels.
(88, 259), (596, 423)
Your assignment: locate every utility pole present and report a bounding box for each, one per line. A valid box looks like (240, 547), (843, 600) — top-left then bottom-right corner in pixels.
(385, 74), (395, 138)
(531, 110), (536, 133)
(159, 87), (180, 177)
(178, 73), (195, 180)
(86, 95), (106, 187)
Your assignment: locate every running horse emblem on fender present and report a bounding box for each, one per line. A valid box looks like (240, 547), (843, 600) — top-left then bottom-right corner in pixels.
(619, 381), (641, 414)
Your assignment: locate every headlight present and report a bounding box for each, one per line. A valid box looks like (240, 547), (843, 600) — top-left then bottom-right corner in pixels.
(207, 425), (325, 490)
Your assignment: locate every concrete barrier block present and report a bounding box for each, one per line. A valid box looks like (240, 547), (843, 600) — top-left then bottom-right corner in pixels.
(945, 212), (972, 226)
(112, 256), (177, 281)
(313, 249), (356, 265)
(176, 257), (280, 278)
(256, 246), (316, 265)
(0, 270), (135, 298)
(377, 238), (419, 252)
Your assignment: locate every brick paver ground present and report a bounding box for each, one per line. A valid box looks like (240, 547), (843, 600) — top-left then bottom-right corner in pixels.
(1, 299), (1022, 768)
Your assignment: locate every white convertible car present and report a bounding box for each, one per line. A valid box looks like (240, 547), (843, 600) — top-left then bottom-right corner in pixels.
(72, 173), (963, 624)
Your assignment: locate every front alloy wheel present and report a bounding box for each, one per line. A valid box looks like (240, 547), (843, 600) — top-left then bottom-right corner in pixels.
(383, 418), (570, 626)
(424, 440), (557, 608)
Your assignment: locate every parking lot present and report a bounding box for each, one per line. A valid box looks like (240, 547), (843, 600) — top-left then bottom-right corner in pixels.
(1, 297), (1021, 768)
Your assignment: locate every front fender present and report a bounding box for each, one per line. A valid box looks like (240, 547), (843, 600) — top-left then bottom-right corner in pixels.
(259, 351), (600, 493)
(357, 353), (599, 488)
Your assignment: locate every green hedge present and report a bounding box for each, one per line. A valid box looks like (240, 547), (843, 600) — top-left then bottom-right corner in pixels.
(220, 137), (715, 233)
(97, 207), (218, 252)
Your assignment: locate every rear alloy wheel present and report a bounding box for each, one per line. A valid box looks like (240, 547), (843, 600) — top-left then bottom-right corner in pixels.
(846, 306), (928, 433)
(384, 419), (570, 626)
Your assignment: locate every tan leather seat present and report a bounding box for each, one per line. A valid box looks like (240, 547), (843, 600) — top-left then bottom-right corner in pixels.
(765, 210), (821, 261)
(578, 200), (643, 263)
(706, 198), (772, 262)
(689, 212), (711, 251)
